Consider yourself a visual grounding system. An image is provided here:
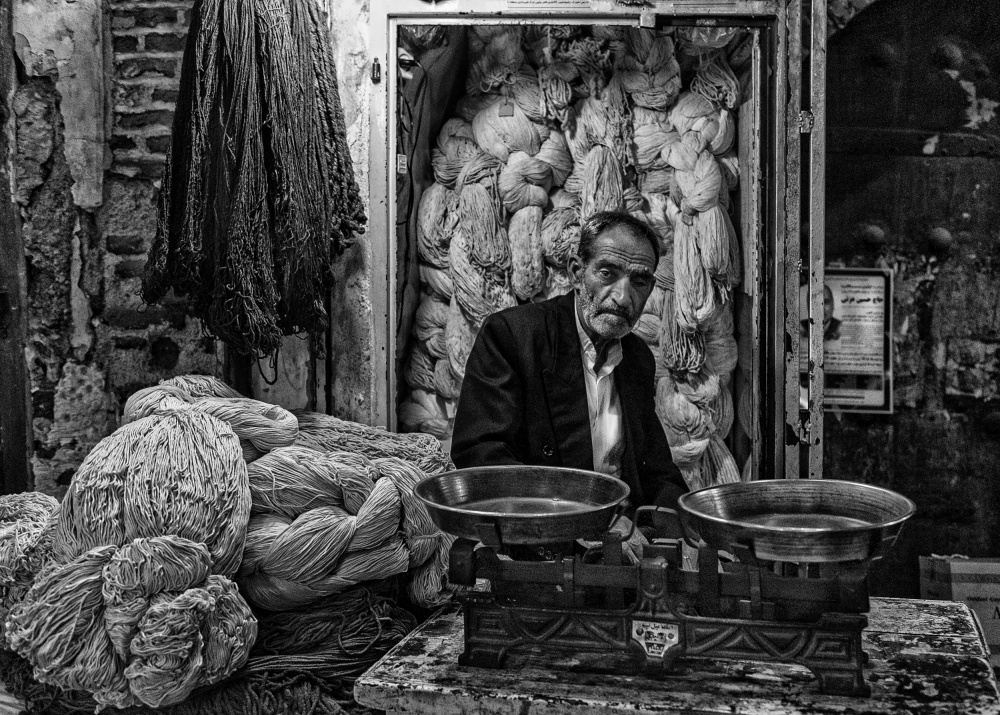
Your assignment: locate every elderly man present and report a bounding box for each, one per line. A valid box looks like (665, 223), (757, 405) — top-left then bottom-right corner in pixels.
(451, 210), (687, 509)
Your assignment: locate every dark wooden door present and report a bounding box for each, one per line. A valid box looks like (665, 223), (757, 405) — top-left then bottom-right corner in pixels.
(0, 1), (31, 494)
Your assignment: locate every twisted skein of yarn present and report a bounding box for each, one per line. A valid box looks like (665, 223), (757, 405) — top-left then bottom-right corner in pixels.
(0, 493), (58, 628)
(467, 30), (524, 94)
(123, 387), (298, 464)
(293, 411), (454, 475)
(6, 408), (254, 709)
(158, 375), (242, 399)
(536, 131), (574, 186)
(238, 448), (451, 610)
(473, 100), (543, 162)
(414, 293), (449, 359)
(615, 29), (681, 111)
(509, 206), (546, 300)
(417, 182), (460, 269)
(53, 411), (250, 574)
(459, 183), (511, 279)
(580, 145), (625, 217)
(498, 152), (552, 213)
(419, 264), (454, 301)
(658, 288), (706, 378)
(431, 119), (480, 190)
(444, 294), (479, 381)
(404, 343), (437, 394)
(541, 206), (581, 268)
(248, 585), (418, 682)
(398, 389), (451, 439)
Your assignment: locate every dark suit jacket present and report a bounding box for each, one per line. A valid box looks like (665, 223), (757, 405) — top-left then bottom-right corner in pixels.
(451, 292), (687, 508)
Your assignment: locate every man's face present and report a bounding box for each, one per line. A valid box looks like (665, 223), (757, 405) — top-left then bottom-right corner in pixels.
(568, 224), (657, 343)
(823, 286), (835, 323)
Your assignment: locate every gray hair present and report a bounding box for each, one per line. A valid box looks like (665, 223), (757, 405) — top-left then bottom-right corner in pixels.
(577, 210), (661, 264)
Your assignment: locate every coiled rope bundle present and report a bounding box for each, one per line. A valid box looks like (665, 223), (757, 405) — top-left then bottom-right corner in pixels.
(6, 409), (255, 709)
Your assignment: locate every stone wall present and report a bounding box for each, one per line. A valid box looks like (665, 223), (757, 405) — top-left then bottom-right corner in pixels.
(9, 0), (374, 496)
(12, 0), (217, 497)
(824, 0), (1000, 597)
(109, 0), (190, 181)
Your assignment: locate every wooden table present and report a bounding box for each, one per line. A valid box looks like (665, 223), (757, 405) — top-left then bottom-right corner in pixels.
(355, 598), (1000, 715)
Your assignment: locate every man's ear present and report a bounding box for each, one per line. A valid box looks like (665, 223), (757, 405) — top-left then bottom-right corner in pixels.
(566, 253), (583, 288)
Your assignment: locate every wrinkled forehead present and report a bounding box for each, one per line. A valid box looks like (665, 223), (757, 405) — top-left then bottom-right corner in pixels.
(590, 226), (657, 270)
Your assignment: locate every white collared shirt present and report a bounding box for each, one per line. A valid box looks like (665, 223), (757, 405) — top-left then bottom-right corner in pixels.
(573, 299), (624, 478)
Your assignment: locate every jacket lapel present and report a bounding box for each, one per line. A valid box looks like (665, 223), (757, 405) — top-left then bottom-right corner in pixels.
(541, 293), (593, 470)
(615, 345), (643, 501)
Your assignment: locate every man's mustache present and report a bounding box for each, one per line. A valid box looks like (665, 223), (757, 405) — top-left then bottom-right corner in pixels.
(596, 306), (632, 319)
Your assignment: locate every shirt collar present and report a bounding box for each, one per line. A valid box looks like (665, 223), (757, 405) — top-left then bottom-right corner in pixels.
(573, 295), (623, 376)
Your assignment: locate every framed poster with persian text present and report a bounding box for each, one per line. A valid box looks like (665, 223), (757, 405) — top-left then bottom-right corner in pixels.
(821, 267), (893, 413)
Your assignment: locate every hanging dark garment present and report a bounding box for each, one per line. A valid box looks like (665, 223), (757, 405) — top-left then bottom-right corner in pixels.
(142, 0), (366, 357)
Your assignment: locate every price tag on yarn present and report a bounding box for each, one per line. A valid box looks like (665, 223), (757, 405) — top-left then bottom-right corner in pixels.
(396, 153), (408, 175)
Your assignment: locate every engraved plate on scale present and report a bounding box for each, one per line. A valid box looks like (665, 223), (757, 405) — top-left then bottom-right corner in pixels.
(630, 619), (680, 659)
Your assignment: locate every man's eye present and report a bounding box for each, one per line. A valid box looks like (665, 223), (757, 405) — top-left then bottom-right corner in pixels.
(598, 268), (613, 279)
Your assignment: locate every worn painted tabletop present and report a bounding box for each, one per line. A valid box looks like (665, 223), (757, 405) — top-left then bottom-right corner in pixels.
(355, 597), (1000, 715)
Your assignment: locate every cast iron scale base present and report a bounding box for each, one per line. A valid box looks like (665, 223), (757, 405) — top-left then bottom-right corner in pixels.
(448, 507), (874, 697)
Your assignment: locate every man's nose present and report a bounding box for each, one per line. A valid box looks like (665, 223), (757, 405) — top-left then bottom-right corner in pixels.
(609, 278), (632, 308)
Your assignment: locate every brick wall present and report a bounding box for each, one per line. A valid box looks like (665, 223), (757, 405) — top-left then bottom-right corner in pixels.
(109, 0), (192, 180)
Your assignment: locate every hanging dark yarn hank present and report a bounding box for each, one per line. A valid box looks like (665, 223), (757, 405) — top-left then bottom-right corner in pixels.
(142, 0), (366, 357)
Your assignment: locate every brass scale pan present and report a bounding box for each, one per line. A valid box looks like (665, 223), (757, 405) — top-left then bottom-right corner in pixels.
(415, 465), (915, 562)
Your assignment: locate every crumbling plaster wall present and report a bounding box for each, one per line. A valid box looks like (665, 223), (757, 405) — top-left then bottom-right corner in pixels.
(10, 0), (373, 497)
(12, 0), (218, 497)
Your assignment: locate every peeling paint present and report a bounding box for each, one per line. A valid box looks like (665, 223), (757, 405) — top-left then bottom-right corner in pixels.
(70, 218), (94, 360)
(14, 0), (106, 209)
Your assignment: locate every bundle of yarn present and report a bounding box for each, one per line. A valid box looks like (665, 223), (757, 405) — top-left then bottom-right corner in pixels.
(122, 376), (298, 463)
(400, 25), (753, 488)
(246, 584), (418, 682)
(4, 408), (255, 710)
(0, 493), (59, 634)
(0, 647), (357, 715)
(239, 445), (454, 611)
